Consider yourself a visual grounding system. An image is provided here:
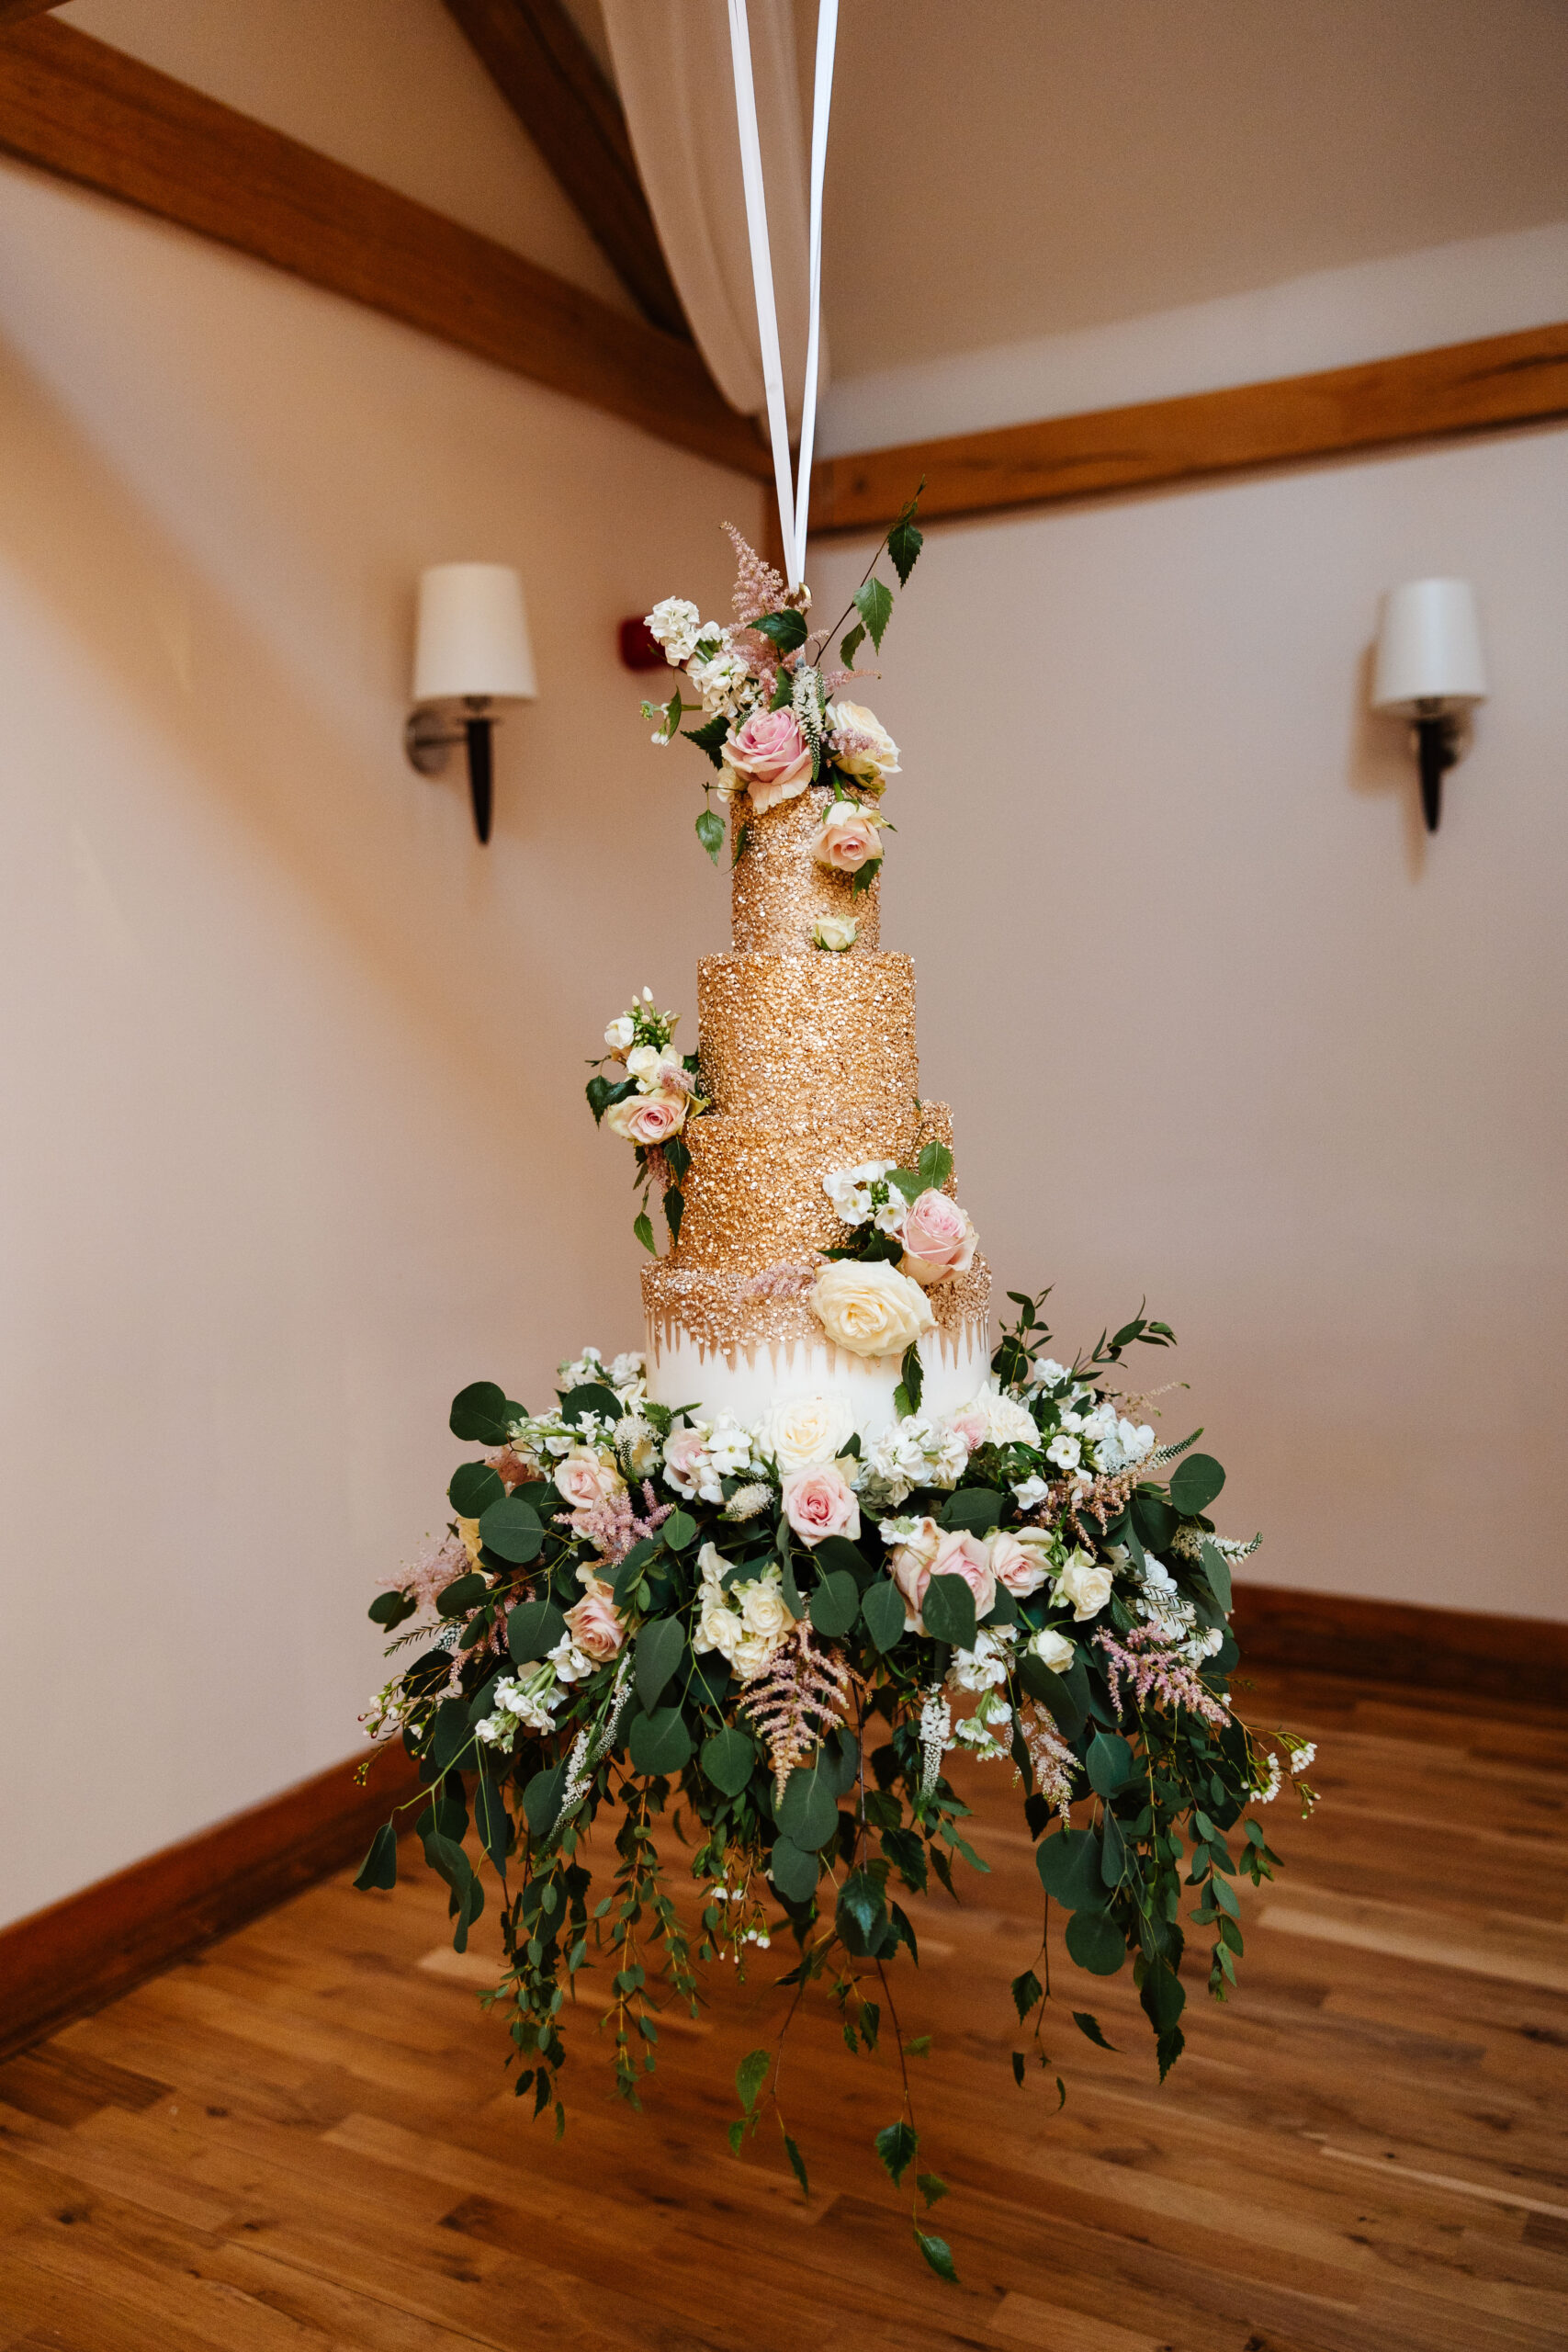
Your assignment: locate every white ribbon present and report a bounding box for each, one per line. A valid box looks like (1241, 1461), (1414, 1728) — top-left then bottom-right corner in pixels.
(727, 0), (838, 591)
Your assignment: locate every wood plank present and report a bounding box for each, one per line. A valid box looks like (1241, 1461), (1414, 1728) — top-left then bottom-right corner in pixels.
(0, 1746), (420, 2065)
(0, 3), (61, 25)
(438, 0), (688, 339)
(0, 17), (764, 478)
(811, 322), (1568, 537)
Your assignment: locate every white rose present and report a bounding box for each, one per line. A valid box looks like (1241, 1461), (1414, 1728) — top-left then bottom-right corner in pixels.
(812, 916), (859, 952)
(1056, 1552), (1114, 1621)
(812, 1260), (934, 1359)
(695, 1589), (740, 1657)
(739, 1577), (795, 1642)
(761, 1393), (856, 1472)
(1028, 1625), (1077, 1672)
(604, 1015), (635, 1057)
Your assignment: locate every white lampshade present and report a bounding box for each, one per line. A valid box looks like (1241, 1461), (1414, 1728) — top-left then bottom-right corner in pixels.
(412, 563), (537, 704)
(1371, 578), (1487, 716)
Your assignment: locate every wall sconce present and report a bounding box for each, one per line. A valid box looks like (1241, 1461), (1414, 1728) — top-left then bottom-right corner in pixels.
(406, 564), (537, 843)
(1371, 578), (1487, 833)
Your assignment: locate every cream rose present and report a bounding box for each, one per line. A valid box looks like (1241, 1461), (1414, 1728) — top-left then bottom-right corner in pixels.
(761, 1393), (856, 1471)
(885, 1516), (942, 1628)
(604, 1014), (635, 1057)
(827, 698), (900, 788)
(781, 1462), (861, 1548)
(662, 1424), (709, 1498)
(719, 707), (815, 812)
(811, 1260), (933, 1358)
(604, 1088), (686, 1147)
(1028, 1624), (1077, 1672)
(1057, 1550), (1115, 1620)
(897, 1189), (978, 1285)
(812, 915), (859, 952)
(812, 803), (883, 874)
(987, 1529), (1051, 1600)
(739, 1576), (795, 1642)
(563, 1576), (626, 1661)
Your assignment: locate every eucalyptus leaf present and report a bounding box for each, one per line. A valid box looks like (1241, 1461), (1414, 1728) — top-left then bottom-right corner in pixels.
(921, 1572), (977, 1650)
(1087, 1731), (1137, 1798)
(521, 1759), (566, 1841)
(1016, 1655), (1085, 1739)
(448, 1461), (504, 1519)
(1065, 1908), (1126, 1975)
(1199, 1539), (1234, 1612)
(449, 1381), (510, 1445)
(940, 1487), (1003, 1535)
(507, 1598), (566, 1666)
(861, 1576), (907, 1652)
(768, 1835), (821, 1905)
(560, 1383), (625, 1426)
(701, 1724), (757, 1798)
(353, 1822), (399, 1892)
(807, 1568), (860, 1638)
(627, 1705), (694, 1777)
(1035, 1825), (1110, 1913)
(1170, 1452), (1225, 1517)
(478, 1495), (543, 1565)
(777, 1762), (840, 1851)
(636, 1616), (686, 1713)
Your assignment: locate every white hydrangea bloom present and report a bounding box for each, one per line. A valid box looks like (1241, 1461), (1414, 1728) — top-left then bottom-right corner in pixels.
(860, 1412), (967, 1507)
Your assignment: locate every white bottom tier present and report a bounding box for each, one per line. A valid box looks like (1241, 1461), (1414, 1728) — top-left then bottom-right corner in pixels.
(643, 1322), (991, 1443)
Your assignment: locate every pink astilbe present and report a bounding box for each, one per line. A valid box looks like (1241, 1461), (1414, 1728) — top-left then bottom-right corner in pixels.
(1094, 1625), (1230, 1729)
(557, 1479), (672, 1566)
(392, 1533), (468, 1616)
(741, 1261), (818, 1299)
(1018, 1702), (1077, 1819)
(724, 522), (784, 625)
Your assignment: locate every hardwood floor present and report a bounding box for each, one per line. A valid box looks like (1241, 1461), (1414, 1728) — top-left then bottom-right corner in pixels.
(2, 1666), (1564, 2350)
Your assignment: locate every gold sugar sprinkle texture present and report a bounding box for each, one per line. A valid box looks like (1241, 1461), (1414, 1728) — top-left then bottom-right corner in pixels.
(697, 952), (918, 1120)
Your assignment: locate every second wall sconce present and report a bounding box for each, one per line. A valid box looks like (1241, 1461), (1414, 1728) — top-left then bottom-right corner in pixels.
(1371, 578), (1487, 834)
(407, 563), (537, 843)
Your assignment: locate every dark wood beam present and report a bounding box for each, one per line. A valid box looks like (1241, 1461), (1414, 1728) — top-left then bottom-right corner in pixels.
(440, 0), (688, 341)
(0, 17), (765, 477)
(813, 321), (1568, 537)
(0, 2), (62, 25)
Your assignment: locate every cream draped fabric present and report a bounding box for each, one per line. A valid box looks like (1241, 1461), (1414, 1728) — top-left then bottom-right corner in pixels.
(599, 0), (825, 426)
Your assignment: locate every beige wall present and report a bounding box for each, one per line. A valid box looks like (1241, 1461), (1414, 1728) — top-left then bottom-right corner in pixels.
(811, 424), (1567, 1628)
(0, 153), (761, 1926)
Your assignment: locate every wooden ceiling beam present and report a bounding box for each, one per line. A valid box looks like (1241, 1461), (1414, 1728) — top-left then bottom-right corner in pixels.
(0, 17), (766, 478)
(812, 321), (1568, 537)
(440, 0), (688, 340)
(0, 3), (62, 25)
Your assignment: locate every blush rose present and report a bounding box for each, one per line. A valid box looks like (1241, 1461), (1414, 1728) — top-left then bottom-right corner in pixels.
(897, 1188), (977, 1285)
(563, 1576), (626, 1661)
(812, 803), (883, 874)
(720, 708), (815, 812)
(781, 1462), (861, 1547)
(890, 1522), (998, 1632)
(604, 1089), (687, 1147)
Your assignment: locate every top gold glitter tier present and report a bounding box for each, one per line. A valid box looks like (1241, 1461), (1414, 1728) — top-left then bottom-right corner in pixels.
(730, 783), (880, 955)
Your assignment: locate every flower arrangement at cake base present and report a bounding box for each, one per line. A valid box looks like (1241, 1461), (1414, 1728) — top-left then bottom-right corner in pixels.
(356, 1302), (1316, 2281)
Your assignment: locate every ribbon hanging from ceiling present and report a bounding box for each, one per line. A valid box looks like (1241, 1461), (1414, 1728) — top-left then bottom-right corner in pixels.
(726, 0), (838, 590)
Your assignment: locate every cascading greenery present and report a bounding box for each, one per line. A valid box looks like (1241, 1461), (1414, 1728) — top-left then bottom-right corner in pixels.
(355, 1300), (1312, 2281)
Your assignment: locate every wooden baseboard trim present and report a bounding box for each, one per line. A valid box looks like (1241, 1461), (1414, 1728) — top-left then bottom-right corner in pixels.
(1231, 1583), (1566, 1711)
(0, 1745), (420, 2065)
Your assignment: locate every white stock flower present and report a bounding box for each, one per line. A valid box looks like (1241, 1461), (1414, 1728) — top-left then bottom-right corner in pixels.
(822, 1159), (897, 1227)
(948, 1625), (1017, 1694)
(558, 1346), (604, 1387)
(645, 597), (702, 662)
(1046, 1431), (1083, 1472)
(862, 1415), (964, 1507)
(1025, 1356), (1071, 1390)
(1010, 1474), (1050, 1510)
(966, 1388), (1040, 1447)
(760, 1393), (856, 1472)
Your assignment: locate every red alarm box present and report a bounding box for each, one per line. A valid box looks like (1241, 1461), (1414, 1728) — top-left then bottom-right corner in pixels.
(619, 616), (665, 671)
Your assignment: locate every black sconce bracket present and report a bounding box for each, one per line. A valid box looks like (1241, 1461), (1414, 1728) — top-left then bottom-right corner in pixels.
(405, 696), (499, 843)
(1408, 702), (1468, 834)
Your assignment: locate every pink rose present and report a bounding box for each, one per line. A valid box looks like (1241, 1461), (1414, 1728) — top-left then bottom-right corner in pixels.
(812, 803), (883, 873)
(604, 1088), (687, 1147)
(897, 1189), (977, 1285)
(987, 1529), (1052, 1600)
(893, 1524), (998, 1633)
(720, 709), (815, 813)
(661, 1424), (708, 1498)
(555, 1452), (622, 1512)
(781, 1462), (861, 1547)
(563, 1576), (626, 1662)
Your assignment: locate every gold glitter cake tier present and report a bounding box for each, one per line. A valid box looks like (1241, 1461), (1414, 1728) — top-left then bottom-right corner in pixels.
(697, 951), (918, 1119)
(730, 784), (880, 954)
(642, 1255), (991, 1363)
(670, 1102), (953, 1276)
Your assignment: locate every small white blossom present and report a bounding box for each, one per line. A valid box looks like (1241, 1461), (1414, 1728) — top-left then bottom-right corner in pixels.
(645, 596), (703, 663)
(1010, 1473), (1050, 1510)
(948, 1625), (1017, 1694)
(822, 1159), (897, 1227)
(1046, 1431), (1082, 1472)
